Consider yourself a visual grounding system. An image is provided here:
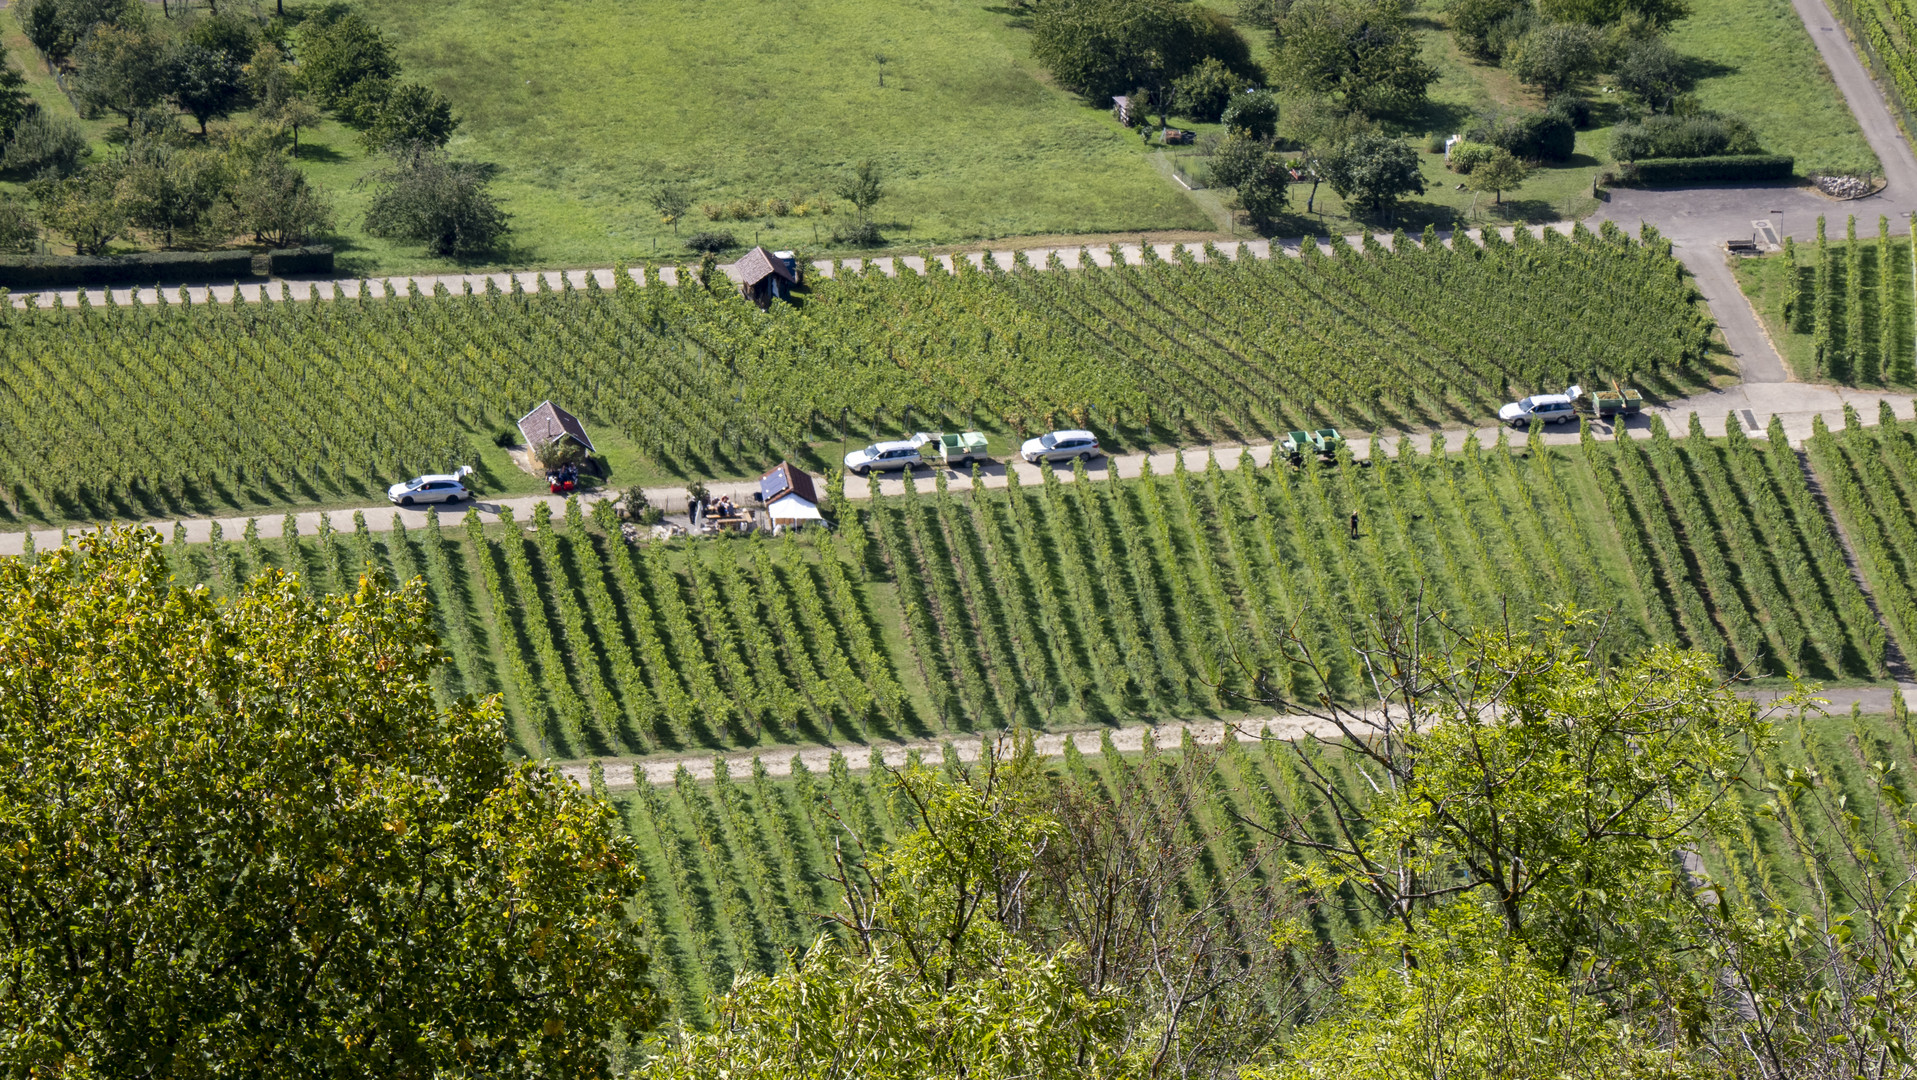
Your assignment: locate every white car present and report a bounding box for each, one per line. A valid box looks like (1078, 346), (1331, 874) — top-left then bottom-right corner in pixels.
(1020, 429), (1102, 464)
(1498, 394), (1578, 428)
(843, 440), (923, 476)
(387, 472), (471, 506)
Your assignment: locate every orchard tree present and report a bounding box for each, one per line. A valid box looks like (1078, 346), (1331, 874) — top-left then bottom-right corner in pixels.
(1465, 145), (1532, 205)
(1272, 0), (1436, 117)
(1614, 37), (1690, 111)
(836, 159), (884, 225)
(648, 180), (692, 234)
(361, 81), (458, 158)
(364, 151), (510, 255)
(30, 165), (122, 253)
(71, 24), (169, 125)
(169, 43), (248, 134)
(1221, 88), (1279, 139)
(295, 9), (398, 109)
(0, 530), (660, 1075)
(1504, 21), (1604, 95)
(1317, 131), (1425, 216)
(1030, 0), (1251, 109)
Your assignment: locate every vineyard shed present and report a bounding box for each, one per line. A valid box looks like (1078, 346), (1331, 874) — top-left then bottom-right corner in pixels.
(517, 401), (595, 453)
(728, 247), (800, 309)
(759, 462), (824, 531)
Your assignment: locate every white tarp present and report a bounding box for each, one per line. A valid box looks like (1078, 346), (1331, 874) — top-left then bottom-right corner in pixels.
(768, 494), (823, 523)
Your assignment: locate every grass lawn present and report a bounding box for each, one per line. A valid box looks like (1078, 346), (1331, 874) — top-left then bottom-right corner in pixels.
(1667, 0), (1879, 176)
(282, 0), (1214, 276)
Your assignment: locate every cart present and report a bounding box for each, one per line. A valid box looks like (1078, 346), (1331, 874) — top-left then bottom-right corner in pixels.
(910, 431), (990, 467)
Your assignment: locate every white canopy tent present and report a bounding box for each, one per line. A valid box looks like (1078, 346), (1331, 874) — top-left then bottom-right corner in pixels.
(767, 493), (824, 532)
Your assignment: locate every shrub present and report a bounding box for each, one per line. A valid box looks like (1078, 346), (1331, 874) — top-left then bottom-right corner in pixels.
(1619, 154), (1794, 184)
(1448, 0), (1529, 59)
(362, 154), (509, 256)
(0, 250), (259, 289)
(1220, 89), (1279, 140)
(1467, 109), (1575, 161)
(1610, 112), (1761, 160)
(1448, 140), (1498, 173)
(831, 221), (882, 247)
(1545, 92), (1591, 129)
(686, 230), (737, 253)
(494, 429), (519, 448)
(1504, 22), (1604, 96)
(1425, 132), (1448, 153)
(3, 112), (87, 179)
(1173, 57), (1241, 122)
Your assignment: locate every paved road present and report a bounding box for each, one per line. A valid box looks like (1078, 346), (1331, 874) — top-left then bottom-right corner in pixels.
(565, 683), (1917, 788)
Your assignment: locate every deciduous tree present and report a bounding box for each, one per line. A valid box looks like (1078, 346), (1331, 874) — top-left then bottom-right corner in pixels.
(0, 530), (660, 1075)
(364, 151), (509, 256)
(1317, 130), (1425, 216)
(1272, 0), (1436, 117)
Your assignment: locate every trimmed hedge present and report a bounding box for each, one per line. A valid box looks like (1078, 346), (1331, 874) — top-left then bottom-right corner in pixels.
(265, 245), (334, 276)
(1619, 154), (1796, 185)
(0, 250), (259, 289)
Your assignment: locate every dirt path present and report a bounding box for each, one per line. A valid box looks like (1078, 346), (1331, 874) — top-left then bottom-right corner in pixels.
(560, 684), (1916, 788)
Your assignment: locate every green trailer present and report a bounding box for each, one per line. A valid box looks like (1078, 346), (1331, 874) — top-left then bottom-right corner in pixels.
(1282, 428), (1345, 463)
(1570, 383), (1644, 418)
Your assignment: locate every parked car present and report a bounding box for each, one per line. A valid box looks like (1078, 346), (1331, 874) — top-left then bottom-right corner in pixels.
(388, 469), (471, 506)
(843, 440), (923, 475)
(1498, 393), (1578, 428)
(1020, 429), (1102, 464)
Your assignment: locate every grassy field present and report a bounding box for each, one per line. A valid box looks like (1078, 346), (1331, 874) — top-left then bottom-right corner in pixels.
(2, 0), (1874, 271)
(1734, 223), (1917, 385)
(144, 419), (1893, 764)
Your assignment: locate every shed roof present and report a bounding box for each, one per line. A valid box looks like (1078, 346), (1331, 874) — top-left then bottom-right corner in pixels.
(728, 246), (798, 288)
(759, 461), (817, 505)
(516, 400), (596, 453)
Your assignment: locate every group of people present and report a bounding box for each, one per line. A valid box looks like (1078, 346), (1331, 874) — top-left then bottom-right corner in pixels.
(547, 463), (580, 494)
(708, 494), (739, 519)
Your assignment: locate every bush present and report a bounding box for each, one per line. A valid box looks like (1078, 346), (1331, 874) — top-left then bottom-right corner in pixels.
(1504, 22), (1604, 96)
(0, 250), (259, 289)
(831, 221), (882, 247)
(264, 245), (334, 276)
(1610, 112), (1761, 160)
(3, 112), (87, 179)
(1448, 140), (1498, 173)
(1220, 90), (1279, 140)
(362, 154), (509, 256)
(685, 230), (737, 253)
(1467, 109), (1575, 161)
(1545, 92), (1592, 129)
(1172, 57), (1240, 122)
(1448, 0), (1529, 58)
(493, 429), (519, 448)
(1619, 154), (1794, 184)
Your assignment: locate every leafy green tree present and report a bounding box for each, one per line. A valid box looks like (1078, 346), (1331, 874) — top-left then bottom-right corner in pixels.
(246, 41), (296, 112)
(168, 43), (247, 135)
(1259, 905), (1704, 1080)
(30, 164), (122, 252)
(0, 530), (660, 1074)
(13, 0), (134, 69)
(2, 109), (87, 177)
(1211, 132), (1291, 229)
(648, 180), (691, 234)
(1272, 0), (1436, 117)
(71, 24), (169, 125)
(1220, 87), (1279, 139)
(271, 94), (324, 156)
(1447, 0), (1529, 59)
(226, 143), (334, 245)
(1614, 36), (1690, 111)
(186, 9), (259, 65)
(295, 9), (398, 110)
(1504, 21), (1604, 95)
(0, 53), (36, 142)
(1171, 55), (1241, 121)
(0, 193), (38, 252)
(1030, 0), (1234, 106)
(1239, 609), (1769, 961)
(112, 137), (227, 246)
(1464, 144), (1533, 204)
(363, 151), (509, 256)
(836, 159), (884, 225)
(361, 81), (457, 158)
(1317, 130), (1425, 216)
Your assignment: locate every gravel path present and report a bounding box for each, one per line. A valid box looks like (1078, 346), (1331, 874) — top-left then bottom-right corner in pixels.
(560, 684), (1917, 788)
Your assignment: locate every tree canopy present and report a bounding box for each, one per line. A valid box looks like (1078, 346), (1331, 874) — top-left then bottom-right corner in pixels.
(1271, 0), (1436, 117)
(0, 530), (657, 1075)
(1029, 0), (1253, 106)
(1316, 130), (1426, 215)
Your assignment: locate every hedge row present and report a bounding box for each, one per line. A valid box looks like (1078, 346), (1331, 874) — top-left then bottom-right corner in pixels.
(0, 246), (333, 289)
(1617, 155), (1796, 185)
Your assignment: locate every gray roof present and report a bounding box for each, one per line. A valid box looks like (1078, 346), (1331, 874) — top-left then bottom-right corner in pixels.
(516, 400), (595, 453)
(728, 246), (797, 287)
